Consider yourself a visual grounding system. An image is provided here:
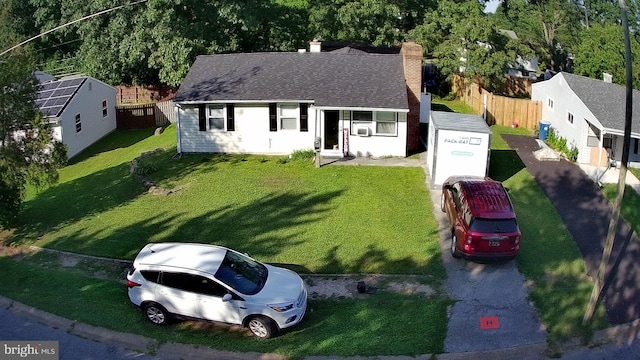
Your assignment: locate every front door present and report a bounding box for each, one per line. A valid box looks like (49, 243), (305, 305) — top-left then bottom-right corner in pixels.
(324, 110), (339, 150)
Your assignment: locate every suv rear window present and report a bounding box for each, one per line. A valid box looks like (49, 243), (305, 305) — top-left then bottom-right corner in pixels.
(470, 218), (518, 233)
(141, 270), (160, 283)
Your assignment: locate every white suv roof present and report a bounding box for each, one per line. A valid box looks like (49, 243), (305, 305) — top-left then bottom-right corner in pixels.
(134, 242), (227, 276)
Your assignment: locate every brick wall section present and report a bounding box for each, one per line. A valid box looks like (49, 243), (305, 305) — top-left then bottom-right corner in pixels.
(402, 41), (423, 153)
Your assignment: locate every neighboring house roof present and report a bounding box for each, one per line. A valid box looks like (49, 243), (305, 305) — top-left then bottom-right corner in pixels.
(559, 72), (640, 134)
(36, 76), (86, 117)
(174, 52), (409, 110)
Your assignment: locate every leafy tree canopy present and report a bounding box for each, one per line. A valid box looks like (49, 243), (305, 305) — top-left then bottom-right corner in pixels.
(412, 0), (534, 92)
(574, 23), (640, 88)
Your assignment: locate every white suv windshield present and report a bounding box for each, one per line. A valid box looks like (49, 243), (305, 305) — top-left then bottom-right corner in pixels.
(214, 250), (268, 295)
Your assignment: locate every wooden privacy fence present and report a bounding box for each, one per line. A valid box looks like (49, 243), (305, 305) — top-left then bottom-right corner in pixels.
(452, 74), (542, 130)
(116, 101), (175, 130)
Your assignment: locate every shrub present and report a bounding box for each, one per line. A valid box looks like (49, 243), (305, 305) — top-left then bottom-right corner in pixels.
(547, 128), (579, 162)
(135, 163), (158, 176)
(290, 149), (315, 161)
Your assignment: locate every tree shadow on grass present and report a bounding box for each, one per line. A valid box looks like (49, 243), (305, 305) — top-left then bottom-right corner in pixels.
(489, 149), (526, 182)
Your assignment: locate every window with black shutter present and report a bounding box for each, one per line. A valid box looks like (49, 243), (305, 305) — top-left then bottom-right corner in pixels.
(300, 103), (308, 132)
(227, 104), (235, 131)
(269, 103), (277, 131)
(198, 104), (206, 131)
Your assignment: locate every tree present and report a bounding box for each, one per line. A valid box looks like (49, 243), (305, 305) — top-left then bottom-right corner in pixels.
(494, 0), (582, 71)
(308, 0), (436, 45)
(573, 23), (640, 88)
(0, 1), (63, 228)
(28, 0), (311, 86)
(411, 0), (534, 92)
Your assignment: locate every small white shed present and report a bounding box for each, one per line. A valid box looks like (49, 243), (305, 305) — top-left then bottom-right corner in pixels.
(426, 111), (492, 188)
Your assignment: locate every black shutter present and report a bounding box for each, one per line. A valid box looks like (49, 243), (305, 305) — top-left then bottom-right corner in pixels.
(269, 103), (277, 131)
(300, 103), (308, 132)
(198, 104), (206, 131)
(226, 104), (235, 131)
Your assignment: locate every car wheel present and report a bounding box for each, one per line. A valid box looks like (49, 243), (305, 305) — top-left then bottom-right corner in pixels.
(440, 193), (446, 212)
(451, 231), (461, 258)
(144, 303), (169, 325)
(248, 316), (276, 339)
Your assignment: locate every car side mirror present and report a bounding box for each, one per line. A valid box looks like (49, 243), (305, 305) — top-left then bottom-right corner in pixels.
(222, 293), (233, 302)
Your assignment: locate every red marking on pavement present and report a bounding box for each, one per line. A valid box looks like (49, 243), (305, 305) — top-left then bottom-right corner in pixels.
(480, 316), (500, 330)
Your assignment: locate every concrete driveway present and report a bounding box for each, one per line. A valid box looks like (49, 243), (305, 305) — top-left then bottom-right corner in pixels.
(429, 189), (548, 355)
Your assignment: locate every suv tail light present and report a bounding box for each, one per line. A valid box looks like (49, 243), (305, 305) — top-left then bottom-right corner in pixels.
(127, 280), (141, 288)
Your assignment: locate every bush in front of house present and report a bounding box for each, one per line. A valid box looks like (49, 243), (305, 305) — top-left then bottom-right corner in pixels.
(547, 128), (579, 162)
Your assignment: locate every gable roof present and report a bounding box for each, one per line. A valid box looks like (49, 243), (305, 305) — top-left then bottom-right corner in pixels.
(174, 52), (408, 111)
(36, 76), (86, 117)
(559, 72), (640, 134)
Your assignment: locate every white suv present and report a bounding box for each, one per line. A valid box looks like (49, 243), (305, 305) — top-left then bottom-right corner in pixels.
(126, 243), (307, 338)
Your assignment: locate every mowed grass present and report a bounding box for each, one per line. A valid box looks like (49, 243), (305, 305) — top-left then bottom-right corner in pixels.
(489, 126), (610, 347)
(0, 254), (450, 357)
(0, 123), (450, 356)
(13, 125), (444, 277)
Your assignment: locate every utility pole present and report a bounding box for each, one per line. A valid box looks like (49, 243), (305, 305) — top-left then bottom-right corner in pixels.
(583, 0), (633, 325)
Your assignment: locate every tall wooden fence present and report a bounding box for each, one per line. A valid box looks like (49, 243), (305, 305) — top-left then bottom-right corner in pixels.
(116, 101), (175, 130)
(452, 74), (542, 130)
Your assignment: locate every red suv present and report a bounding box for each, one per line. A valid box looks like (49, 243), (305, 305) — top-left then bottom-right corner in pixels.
(441, 176), (521, 260)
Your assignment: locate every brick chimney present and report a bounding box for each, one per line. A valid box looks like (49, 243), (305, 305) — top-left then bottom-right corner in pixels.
(401, 41), (422, 154)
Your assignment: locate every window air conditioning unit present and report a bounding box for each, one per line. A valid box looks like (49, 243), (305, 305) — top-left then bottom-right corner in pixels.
(356, 126), (371, 137)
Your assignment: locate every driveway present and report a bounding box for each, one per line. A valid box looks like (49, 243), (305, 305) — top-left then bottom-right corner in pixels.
(503, 134), (640, 325)
(429, 189), (547, 354)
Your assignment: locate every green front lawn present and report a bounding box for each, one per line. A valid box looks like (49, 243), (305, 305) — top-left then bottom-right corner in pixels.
(0, 120), (612, 356)
(15, 125), (443, 277)
(1, 124), (450, 357)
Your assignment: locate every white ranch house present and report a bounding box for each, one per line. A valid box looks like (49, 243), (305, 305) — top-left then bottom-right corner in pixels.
(532, 72), (640, 169)
(173, 42), (423, 158)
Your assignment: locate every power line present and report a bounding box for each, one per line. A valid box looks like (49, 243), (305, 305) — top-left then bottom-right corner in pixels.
(0, 0), (148, 57)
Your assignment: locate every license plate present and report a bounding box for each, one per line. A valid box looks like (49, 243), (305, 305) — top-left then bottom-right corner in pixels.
(489, 240), (500, 246)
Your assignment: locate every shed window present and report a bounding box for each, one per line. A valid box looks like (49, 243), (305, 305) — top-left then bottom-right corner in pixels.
(547, 98), (554, 109)
(75, 114), (82, 133)
(102, 100), (108, 117)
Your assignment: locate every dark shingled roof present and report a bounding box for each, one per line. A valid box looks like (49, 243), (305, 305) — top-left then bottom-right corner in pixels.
(560, 72), (640, 134)
(174, 52), (408, 110)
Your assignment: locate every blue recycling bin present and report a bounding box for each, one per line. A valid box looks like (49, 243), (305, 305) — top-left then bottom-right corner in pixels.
(539, 121), (551, 141)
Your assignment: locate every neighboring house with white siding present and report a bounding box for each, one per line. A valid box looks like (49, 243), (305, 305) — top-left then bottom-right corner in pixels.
(531, 72), (640, 169)
(173, 41), (423, 158)
(36, 74), (117, 159)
